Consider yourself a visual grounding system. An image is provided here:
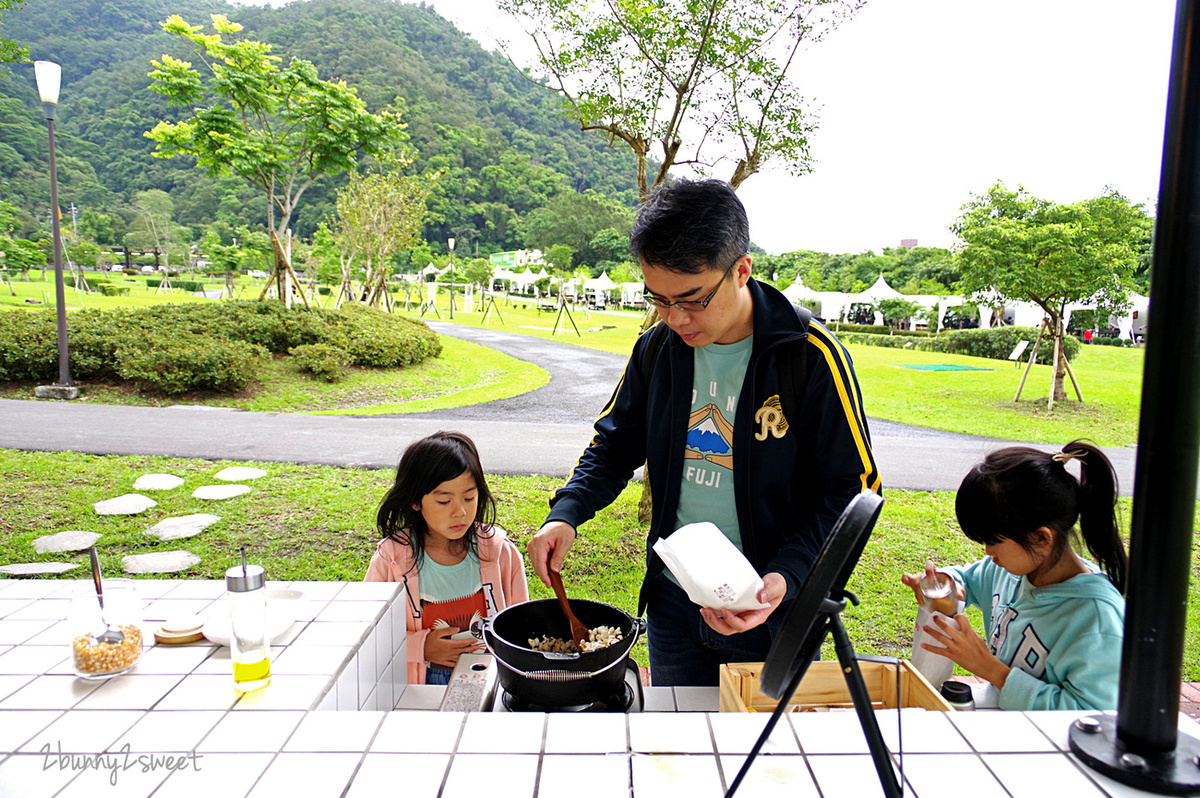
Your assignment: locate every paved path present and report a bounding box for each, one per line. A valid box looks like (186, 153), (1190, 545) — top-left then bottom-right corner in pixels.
(0, 320), (1139, 493)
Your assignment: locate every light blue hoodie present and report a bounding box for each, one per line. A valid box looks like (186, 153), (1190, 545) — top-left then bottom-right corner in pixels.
(946, 556), (1124, 711)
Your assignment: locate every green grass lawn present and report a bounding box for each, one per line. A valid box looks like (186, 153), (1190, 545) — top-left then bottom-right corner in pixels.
(393, 298), (648, 357)
(850, 343), (1143, 446)
(4, 448), (1198, 679)
(0, 272), (220, 311)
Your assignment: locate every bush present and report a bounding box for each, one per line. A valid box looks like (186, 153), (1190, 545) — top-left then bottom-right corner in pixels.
(0, 301), (442, 394)
(290, 343), (351, 382)
(323, 304), (442, 367)
(146, 278), (162, 289)
(0, 311), (56, 380)
(926, 326), (1080, 365)
(317, 286), (332, 296)
(840, 325), (1080, 365)
(826, 322), (930, 337)
(97, 284), (130, 297)
(837, 332), (924, 350)
(115, 337), (268, 395)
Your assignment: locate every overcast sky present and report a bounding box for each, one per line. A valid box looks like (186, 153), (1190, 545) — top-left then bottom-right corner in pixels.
(424, 0), (1178, 256)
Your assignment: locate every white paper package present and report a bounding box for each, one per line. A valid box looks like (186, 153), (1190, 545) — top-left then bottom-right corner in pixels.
(652, 522), (770, 613)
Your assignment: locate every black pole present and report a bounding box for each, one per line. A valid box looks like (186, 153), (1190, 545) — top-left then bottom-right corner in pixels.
(1118, 0), (1200, 749)
(45, 116), (73, 387)
(1070, 0), (1200, 791)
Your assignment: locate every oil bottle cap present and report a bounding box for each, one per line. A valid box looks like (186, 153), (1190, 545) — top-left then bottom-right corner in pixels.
(225, 563), (265, 592)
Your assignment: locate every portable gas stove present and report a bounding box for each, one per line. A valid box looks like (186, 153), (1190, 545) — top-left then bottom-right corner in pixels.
(491, 658), (644, 713)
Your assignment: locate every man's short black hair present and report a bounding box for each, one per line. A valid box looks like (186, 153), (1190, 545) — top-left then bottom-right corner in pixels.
(630, 179), (749, 274)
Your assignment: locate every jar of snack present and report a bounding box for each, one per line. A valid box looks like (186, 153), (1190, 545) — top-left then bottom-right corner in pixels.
(70, 580), (143, 679)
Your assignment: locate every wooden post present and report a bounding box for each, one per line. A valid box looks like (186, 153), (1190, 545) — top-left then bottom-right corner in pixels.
(1013, 322), (1046, 402)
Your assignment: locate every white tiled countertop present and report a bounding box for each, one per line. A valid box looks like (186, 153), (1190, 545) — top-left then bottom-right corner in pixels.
(1, 578), (1197, 797)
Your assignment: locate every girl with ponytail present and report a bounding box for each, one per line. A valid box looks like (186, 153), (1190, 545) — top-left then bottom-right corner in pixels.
(900, 440), (1127, 710)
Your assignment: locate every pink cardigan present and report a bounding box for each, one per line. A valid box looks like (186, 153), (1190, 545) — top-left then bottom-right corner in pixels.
(364, 525), (529, 685)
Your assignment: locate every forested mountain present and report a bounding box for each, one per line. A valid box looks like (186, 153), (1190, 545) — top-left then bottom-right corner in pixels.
(0, 0), (639, 257)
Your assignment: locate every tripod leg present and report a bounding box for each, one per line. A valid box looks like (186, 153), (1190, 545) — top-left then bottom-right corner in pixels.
(831, 614), (904, 797)
(724, 619), (830, 798)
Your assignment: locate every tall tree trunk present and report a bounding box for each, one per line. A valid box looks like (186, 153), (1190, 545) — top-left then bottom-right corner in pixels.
(1052, 318), (1068, 402)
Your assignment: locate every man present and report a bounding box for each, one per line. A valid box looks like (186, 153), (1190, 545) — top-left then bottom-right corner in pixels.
(528, 179), (880, 686)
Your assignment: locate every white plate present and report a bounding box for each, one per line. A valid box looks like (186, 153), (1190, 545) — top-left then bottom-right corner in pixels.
(201, 589), (305, 646)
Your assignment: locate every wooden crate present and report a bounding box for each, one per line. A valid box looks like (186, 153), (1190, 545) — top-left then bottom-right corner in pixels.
(719, 660), (953, 713)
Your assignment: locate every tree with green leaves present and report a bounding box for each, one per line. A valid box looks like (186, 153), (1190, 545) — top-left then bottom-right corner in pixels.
(952, 181), (1152, 406)
(145, 14), (406, 306)
(876, 297), (926, 330)
(499, 0), (862, 197)
(0, 0), (27, 68)
(545, 243), (574, 275)
(330, 157), (438, 310)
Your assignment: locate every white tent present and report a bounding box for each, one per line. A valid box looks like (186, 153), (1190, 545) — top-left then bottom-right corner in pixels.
(854, 275), (904, 302)
(584, 270), (615, 291)
(511, 267), (539, 295)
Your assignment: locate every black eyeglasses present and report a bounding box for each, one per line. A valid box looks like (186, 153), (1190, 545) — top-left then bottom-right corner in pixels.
(643, 258), (741, 313)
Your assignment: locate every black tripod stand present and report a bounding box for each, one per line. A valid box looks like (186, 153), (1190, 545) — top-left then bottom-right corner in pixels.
(724, 490), (902, 798)
(724, 594), (903, 797)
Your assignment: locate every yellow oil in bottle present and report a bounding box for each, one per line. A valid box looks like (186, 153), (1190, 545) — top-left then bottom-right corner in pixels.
(232, 653), (271, 692)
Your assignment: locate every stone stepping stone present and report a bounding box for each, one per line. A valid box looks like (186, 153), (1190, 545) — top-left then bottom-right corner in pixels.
(146, 514), (221, 541)
(214, 467), (266, 482)
(0, 562), (81, 576)
(32, 530), (101, 554)
(133, 473), (185, 491)
(192, 484), (251, 500)
(94, 494), (158, 516)
(122, 550), (201, 574)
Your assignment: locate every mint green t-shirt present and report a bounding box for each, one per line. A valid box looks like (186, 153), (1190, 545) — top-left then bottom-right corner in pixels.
(418, 551), (482, 609)
(673, 335), (753, 552)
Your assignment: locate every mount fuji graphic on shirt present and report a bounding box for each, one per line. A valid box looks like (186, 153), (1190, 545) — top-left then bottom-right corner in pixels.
(685, 404), (734, 470)
(687, 412), (732, 456)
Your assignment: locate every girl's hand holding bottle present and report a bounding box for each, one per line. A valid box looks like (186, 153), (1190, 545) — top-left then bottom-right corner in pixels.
(901, 560), (963, 615)
(920, 611), (1011, 689)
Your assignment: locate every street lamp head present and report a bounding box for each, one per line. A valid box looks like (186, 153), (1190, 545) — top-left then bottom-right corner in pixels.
(33, 61), (61, 118)
(448, 237), (456, 253)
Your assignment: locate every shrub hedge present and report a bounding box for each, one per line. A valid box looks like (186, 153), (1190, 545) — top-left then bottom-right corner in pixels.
(290, 343), (351, 382)
(0, 301), (442, 395)
(825, 322), (931, 337)
(838, 325), (1079, 366)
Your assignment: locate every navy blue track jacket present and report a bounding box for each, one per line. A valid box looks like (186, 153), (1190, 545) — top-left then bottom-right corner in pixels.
(546, 278), (881, 613)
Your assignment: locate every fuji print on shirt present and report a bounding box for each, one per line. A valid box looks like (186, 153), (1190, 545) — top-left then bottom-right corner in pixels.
(685, 403), (734, 472)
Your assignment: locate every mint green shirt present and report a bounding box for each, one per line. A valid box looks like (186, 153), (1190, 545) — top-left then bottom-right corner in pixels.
(673, 335), (753, 552)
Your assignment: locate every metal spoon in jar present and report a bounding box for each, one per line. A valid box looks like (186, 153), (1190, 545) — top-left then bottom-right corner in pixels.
(88, 547), (125, 645)
(548, 569), (590, 652)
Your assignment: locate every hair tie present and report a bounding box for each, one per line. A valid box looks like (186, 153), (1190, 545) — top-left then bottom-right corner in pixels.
(1051, 450), (1082, 464)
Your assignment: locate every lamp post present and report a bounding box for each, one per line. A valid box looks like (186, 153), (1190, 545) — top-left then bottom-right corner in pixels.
(448, 237), (455, 319)
(34, 60), (77, 399)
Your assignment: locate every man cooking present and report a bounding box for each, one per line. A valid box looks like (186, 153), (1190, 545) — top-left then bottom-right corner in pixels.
(528, 179), (881, 686)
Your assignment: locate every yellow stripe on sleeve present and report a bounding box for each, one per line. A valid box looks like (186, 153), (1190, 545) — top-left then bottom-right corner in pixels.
(806, 333), (880, 493)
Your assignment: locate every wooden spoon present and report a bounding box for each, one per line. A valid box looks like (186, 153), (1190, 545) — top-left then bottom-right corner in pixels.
(548, 570), (590, 652)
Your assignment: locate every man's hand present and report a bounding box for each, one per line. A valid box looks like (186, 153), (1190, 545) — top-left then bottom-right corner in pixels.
(423, 627), (481, 669)
(698, 572), (787, 635)
(528, 521), (577, 588)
